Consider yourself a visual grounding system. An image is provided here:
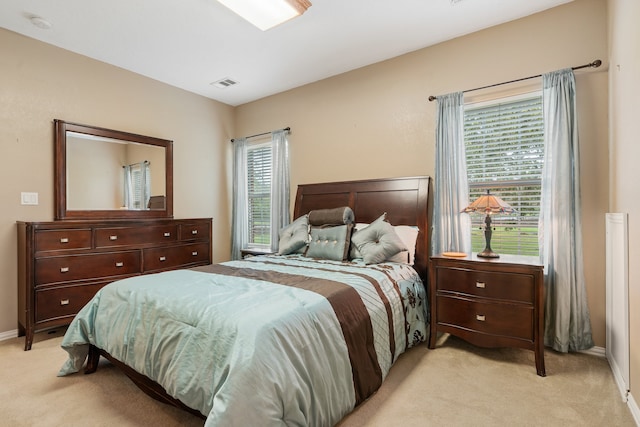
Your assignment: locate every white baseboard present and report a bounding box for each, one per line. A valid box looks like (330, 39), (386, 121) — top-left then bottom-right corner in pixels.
(580, 345), (605, 358)
(628, 392), (640, 426)
(609, 351), (631, 402)
(0, 329), (18, 341)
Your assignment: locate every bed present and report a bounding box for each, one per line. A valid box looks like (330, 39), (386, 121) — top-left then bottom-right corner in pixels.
(58, 176), (432, 426)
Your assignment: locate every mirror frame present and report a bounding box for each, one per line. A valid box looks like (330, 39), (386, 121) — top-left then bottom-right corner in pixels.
(54, 119), (174, 220)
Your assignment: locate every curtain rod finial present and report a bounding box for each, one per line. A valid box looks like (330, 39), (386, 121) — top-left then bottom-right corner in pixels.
(428, 96), (437, 102)
(592, 59), (602, 68)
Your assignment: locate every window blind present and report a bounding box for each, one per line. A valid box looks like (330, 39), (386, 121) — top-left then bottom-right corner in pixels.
(465, 95), (544, 256)
(247, 142), (272, 247)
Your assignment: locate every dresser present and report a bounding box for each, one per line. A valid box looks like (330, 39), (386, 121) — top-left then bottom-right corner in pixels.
(17, 218), (212, 350)
(428, 254), (545, 376)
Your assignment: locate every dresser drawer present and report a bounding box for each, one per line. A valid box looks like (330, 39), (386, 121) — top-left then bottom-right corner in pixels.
(35, 251), (141, 285)
(435, 266), (534, 303)
(143, 242), (210, 272)
(95, 225), (178, 248)
(437, 295), (534, 341)
(35, 282), (109, 322)
(35, 229), (92, 252)
(179, 222), (210, 241)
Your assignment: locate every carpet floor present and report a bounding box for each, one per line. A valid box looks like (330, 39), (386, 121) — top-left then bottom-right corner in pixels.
(0, 329), (635, 426)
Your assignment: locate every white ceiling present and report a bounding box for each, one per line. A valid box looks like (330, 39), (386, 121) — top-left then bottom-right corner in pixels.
(1, 0), (573, 107)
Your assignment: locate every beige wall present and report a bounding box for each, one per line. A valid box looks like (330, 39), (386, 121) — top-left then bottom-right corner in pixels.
(608, 0), (640, 406)
(235, 0), (610, 347)
(0, 0), (616, 361)
(0, 28), (234, 334)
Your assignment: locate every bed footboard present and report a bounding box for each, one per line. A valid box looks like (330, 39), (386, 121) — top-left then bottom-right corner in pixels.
(84, 344), (206, 419)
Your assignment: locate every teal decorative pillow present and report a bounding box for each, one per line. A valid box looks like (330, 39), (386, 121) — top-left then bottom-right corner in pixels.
(277, 215), (309, 255)
(350, 213), (406, 264)
(305, 225), (352, 261)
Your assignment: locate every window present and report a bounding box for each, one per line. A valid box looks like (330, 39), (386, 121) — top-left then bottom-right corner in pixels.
(246, 140), (272, 248)
(464, 94), (544, 256)
(123, 161), (150, 210)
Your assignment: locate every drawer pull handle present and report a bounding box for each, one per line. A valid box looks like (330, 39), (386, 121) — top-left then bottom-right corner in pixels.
(476, 314), (486, 322)
(191, 230), (198, 235)
(115, 261), (124, 267)
(159, 256), (166, 262)
(192, 251), (198, 256)
(476, 281), (486, 289)
(60, 267), (69, 273)
(60, 238), (69, 243)
(164, 232), (171, 237)
(60, 299), (70, 306)
(110, 235), (118, 241)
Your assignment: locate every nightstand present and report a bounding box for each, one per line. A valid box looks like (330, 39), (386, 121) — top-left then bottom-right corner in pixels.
(240, 248), (275, 259)
(428, 253), (545, 376)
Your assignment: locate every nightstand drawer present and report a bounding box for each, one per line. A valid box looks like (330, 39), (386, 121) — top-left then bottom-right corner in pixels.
(437, 295), (534, 341)
(436, 266), (534, 303)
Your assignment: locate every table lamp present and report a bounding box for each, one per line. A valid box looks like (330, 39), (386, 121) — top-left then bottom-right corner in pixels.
(463, 190), (514, 258)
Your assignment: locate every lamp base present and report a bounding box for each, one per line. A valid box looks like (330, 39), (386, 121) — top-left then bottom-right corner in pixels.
(477, 248), (500, 258)
(478, 214), (499, 258)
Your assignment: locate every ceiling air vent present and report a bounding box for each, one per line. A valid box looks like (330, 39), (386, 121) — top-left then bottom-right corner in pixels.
(211, 77), (238, 89)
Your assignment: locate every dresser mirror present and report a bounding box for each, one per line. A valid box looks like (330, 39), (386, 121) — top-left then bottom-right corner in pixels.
(54, 119), (173, 220)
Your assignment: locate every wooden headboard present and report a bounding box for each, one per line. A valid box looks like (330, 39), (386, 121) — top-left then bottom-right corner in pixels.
(293, 176), (432, 280)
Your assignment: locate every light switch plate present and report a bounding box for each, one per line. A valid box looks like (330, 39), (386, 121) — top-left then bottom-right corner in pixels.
(21, 192), (39, 205)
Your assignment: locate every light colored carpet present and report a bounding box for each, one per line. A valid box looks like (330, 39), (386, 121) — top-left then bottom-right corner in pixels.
(0, 329), (635, 427)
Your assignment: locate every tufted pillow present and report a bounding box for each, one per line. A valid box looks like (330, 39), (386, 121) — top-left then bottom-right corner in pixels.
(305, 224), (352, 261)
(277, 215), (310, 255)
(350, 213), (406, 264)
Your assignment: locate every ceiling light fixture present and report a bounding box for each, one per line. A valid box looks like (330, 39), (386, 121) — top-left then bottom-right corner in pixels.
(217, 0), (312, 31)
(29, 15), (52, 30)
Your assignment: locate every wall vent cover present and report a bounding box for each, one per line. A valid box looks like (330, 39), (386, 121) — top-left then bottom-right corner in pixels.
(211, 78), (238, 89)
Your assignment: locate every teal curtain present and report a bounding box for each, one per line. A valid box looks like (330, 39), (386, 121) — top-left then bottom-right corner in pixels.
(432, 92), (471, 255)
(539, 69), (594, 352)
(231, 137), (249, 260)
(270, 129), (291, 253)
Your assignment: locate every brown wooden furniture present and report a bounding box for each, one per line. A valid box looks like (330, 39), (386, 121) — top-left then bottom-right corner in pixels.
(17, 218), (212, 350)
(84, 175), (432, 417)
(428, 253), (545, 376)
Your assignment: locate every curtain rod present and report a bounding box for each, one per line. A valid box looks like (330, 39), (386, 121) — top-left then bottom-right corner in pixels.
(231, 127), (290, 142)
(428, 59), (602, 102)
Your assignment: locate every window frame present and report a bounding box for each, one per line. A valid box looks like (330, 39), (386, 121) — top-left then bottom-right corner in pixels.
(245, 138), (273, 250)
(464, 91), (544, 257)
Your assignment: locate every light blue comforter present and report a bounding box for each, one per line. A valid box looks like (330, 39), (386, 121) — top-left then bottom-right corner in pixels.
(58, 255), (427, 426)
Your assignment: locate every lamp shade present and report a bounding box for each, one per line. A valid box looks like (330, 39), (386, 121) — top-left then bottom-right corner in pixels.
(462, 190), (514, 258)
(463, 190), (514, 215)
